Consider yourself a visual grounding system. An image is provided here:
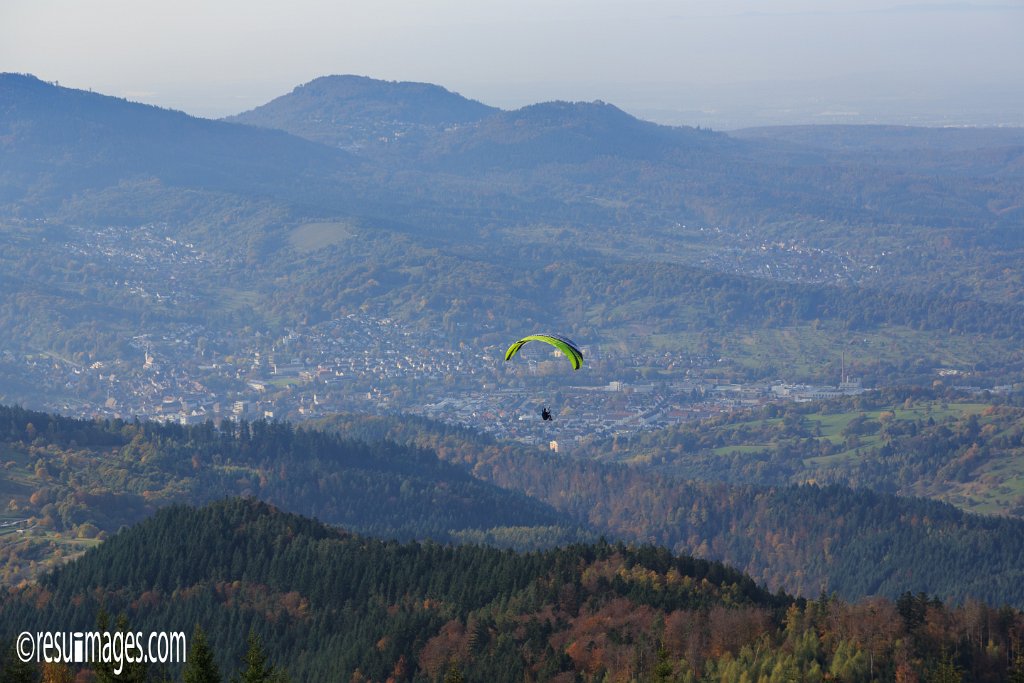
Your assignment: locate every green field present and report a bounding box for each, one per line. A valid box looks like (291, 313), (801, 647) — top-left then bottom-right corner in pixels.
(289, 221), (356, 253)
(218, 287), (262, 310)
(608, 399), (1024, 518)
(268, 376), (302, 388)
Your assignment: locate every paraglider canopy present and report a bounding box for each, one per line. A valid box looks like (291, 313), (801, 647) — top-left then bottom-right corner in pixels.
(504, 334), (583, 370)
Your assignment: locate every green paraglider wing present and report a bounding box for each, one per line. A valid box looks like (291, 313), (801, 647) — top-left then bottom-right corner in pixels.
(504, 334), (583, 370)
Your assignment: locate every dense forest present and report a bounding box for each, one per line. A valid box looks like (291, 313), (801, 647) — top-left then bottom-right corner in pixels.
(3, 498), (1024, 682)
(318, 412), (1024, 606)
(0, 404), (581, 584)
(6, 403), (1024, 605)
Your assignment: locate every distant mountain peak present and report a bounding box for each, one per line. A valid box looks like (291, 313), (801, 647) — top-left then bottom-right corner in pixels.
(292, 74), (478, 102)
(226, 74), (499, 150)
(508, 99), (643, 127)
(415, 95), (724, 171)
(0, 71), (45, 86)
(0, 75), (360, 218)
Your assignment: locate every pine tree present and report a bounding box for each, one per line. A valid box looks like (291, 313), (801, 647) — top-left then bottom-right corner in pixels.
(442, 660), (465, 683)
(654, 645), (674, 682)
(92, 611), (146, 683)
(0, 642), (38, 683)
(929, 649), (963, 683)
(233, 632), (287, 683)
(1008, 652), (1024, 683)
(183, 626), (221, 683)
(92, 608), (115, 683)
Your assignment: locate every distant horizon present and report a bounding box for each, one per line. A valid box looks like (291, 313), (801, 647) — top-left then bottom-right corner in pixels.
(3, 0), (1021, 129)
(8, 69), (1024, 132)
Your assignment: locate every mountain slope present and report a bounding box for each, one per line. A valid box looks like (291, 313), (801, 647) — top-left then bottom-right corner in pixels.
(0, 404), (582, 585)
(0, 498), (787, 681)
(0, 73), (362, 217)
(225, 77), (1023, 233)
(4, 499), (1023, 681)
(319, 413), (1024, 607)
(226, 74), (498, 150)
(414, 99), (737, 171)
(4, 73), (1021, 238)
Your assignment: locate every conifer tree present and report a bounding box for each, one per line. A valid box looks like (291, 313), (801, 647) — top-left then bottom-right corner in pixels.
(929, 649), (963, 683)
(442, 660), (464, 683)
(92, 611), (146, 683)
(183, 626), (221, 683)
(0, 641), (38, 683)
(233, 632), (287, 683)
(1008, 652), (1024, 683)
(654, 645), (674, 682)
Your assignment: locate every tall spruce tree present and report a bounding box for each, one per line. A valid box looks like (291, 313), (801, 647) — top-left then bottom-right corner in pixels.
(183, 626), (221, 683)
(0, 641), (38, 683)
(233, 632), (287, 683)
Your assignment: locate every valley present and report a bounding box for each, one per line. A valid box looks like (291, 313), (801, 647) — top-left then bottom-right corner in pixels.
(2, 71), (1024, 681)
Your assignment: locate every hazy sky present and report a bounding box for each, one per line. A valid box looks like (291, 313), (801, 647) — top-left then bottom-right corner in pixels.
(2, 0), (1022, 127)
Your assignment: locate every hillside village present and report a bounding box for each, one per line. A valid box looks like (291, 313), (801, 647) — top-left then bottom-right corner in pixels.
(2, 299), (874, 446)
(0, 220), (959, 446)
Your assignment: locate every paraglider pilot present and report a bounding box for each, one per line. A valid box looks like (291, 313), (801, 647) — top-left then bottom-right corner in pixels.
(541, 407), (552, 421)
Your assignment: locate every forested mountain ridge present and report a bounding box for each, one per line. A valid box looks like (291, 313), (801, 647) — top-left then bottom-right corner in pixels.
(6, 400), (1024, 607)
(316, 412), (1024, 607)
(0, 73), (367, 220)
(220, 74), (1024, 234)
(0, 404), (583, 585)
(0, 499), (782, 681)
(5, 73), (1021, 236)
(226, 74), (740, 168)
(3, 498), (1024, 682)
(404, 99), (737, 171)
(273, 242), (1024, 342)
